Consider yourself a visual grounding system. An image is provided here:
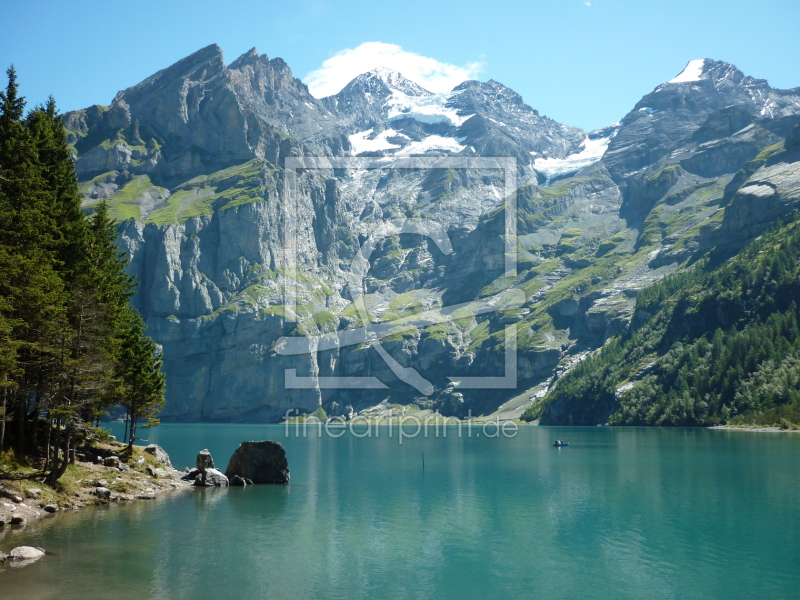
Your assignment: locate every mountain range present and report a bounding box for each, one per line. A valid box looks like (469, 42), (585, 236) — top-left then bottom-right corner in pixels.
(62, 45), (800, 423)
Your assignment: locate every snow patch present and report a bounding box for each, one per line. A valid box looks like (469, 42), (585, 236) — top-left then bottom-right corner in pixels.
(740, 184), (776, 198)
(669, 59), (707, 84)
(349, 129), (402, 154)
(533, 133), (614, 182)
(396, 135), (466, 156)
(387, 89), (472, 127)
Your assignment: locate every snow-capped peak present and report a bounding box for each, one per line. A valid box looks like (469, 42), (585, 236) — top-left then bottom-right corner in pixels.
(669, 59), (709, 84)
(351, 67), (433, 97)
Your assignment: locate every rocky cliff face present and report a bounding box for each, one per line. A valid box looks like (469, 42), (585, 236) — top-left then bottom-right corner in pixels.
(63, 50), (800, 422)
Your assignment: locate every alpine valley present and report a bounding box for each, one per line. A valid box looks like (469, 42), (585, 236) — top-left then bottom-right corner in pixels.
(63, 46), (800, 425)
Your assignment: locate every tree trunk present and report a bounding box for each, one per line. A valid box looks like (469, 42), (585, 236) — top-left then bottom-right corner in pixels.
(29, 391), (41, 450)
(45, 422), (71, 483)
(0, 387), (7, 453)
(127, 401), (136, 452)
(45, 412), (52, 464)
(15, 389), (25, 456)
(123, 412), (129, 452)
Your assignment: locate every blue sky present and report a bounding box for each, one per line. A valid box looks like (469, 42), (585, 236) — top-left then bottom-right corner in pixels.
(2, 0), (799, 131)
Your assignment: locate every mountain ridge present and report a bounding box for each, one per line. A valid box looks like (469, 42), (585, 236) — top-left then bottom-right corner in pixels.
(60, 45), (800, 423)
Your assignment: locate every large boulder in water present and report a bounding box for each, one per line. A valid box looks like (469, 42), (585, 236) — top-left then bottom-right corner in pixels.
(225, 441), (289, 484)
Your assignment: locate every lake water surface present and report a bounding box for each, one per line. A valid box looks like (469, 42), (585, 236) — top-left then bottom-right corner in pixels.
(1, 425), (798, 599)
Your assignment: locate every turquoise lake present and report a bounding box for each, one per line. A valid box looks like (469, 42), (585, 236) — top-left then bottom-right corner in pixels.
(1, 425), (798, 599)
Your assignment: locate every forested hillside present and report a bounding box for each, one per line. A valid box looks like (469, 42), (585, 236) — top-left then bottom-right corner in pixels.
(525, 215), (800, 427)
(0, 68), (165, 481)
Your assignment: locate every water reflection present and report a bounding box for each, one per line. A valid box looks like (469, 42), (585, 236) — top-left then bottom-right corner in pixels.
(1, 426), (798, 599)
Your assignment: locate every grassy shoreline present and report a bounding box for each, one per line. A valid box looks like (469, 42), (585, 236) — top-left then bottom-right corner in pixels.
(0, 442), (191, 541)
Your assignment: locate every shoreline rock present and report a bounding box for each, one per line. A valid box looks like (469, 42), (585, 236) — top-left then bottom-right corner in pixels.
(9, 546), (45, 561)
(144, 444), (173, 469)
(190, 449), (228, 486)
(196, 449), (215, 472)
(194, 468), (229, 487)
(1, 546), (46, 569)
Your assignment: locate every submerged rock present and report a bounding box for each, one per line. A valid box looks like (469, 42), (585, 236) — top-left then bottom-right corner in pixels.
(225, 441), (290, 484)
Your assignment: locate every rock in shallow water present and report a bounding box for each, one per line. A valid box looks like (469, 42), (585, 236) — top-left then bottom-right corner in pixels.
(8, 546), (45, 568)
(193, 467), (229, 487)
(181, 468), (200, 481)
(9, 546), (45, 561)
(225, 441), (290, 484)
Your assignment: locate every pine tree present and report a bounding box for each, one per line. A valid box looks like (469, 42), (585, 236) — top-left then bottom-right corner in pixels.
(0, 66), (69, 456)
(0, 66), (167, 479)
(26, 97), (86, 278)
(119, 309), (165, 452)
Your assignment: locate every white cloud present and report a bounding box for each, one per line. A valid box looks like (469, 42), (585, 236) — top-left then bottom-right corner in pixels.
(584, 1), (592, 6)
(303, 42), (484, 97)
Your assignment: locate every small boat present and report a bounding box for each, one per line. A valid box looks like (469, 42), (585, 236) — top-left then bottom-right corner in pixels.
(553, 441), (569, 447)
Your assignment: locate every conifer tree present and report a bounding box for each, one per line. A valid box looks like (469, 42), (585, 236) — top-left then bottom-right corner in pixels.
(26, 97), (86, 278)
(119, 309), (165, 452)
(0, 66), (68, 456)
(0, 66), (166, 477)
